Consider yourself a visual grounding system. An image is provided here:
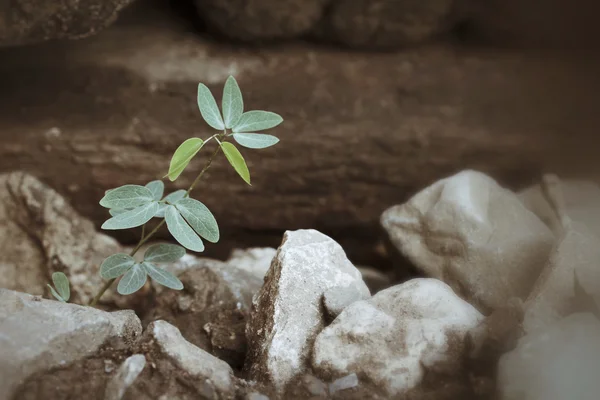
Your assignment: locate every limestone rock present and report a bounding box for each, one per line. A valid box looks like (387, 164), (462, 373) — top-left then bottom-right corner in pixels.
(0, 289), (142, 400)
(147, 256), (263, 369)
(104, 354), (146, 400)
(0, 171), (122, 304)
(0, 0), (134, 46)
(497, 313), (600, 400)
(139, 320), (236, 400)
(245, 229), (370, 392)
(312, 278), (483, 398)
(524, 222), (600, 333)
(195, 0), (328, 41)
(321, 0), (461, 48)
(226, 247), (277, 279)
(381, 170), (555, 311)
(323, 285), (364, 320)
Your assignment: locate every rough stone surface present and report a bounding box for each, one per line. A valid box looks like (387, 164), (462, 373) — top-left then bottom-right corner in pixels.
(524, 222), (600, 333)
(0, 289), (142, 400)
(312, 278), (483, 398)
(323, 285), (365, 320)
(104, 354), (146, 400)
(1, 1), (600, 263)
(226, 247), (277, 279)
(245, 229), (370, 392)
(0, 171), (122, 304)
(147, 255), (263, 369)
(195, 0), (328, 41)
(320, 0), (460, 48)
(497, 313), (600, 400)
(138, 320), (236, 400)
(0, 0), (134, 46)
(381, 170), (555, 312)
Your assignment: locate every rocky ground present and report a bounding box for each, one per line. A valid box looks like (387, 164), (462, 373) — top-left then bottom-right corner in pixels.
(2, 169), (600, 399)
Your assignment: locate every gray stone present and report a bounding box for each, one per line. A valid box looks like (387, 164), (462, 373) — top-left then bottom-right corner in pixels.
(0, 0), (134, 46)
(329, 373), (359, 394)
(323, 285), (365, 320)
(0, 289), (142, 400)
(226, 247), (277, 279)
(0, 172), (122, 305)
(104, 354), (146, 400)
(147, 255), (263, 369)
(142, 320), (236, 399)
(497, 313), (600, 400)
(245, 393), (270, 400)
(312, 278), (483, 398)
(245, 229), (370, 392)
(381, 170), (555, 312)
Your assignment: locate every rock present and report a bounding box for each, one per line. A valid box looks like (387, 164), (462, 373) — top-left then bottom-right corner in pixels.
(312, 278), (483, 398)
(245, 393), (270, 400)
(357, 267), (394, 294)
(0, 289), (142, 400)
(0, 0), (134, 46)
(381, 170), (555, 312)
(524, 221), (600, 333)
(245, 229), (370, 392)
(320, 0), (461, 48)
(0, 171), (122, 304)
(138, 320), (236, 400)
(147, 256), (263, 369)
(195, 0), (328, 41)
(323, 285), (365, 320)
(284, 373), (329, 399)
(519, 176), (600, 238)
(329, 373), (359, 394)
(497, 313), (600, 400)
(226, 247), (277, 279)
(104, 354), (147, 400)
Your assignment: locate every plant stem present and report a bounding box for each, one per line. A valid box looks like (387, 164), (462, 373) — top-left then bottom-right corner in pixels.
(88, 143), (222, 307)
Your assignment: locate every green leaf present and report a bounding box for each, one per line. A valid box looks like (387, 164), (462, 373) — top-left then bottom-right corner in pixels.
(175, 198), (219, 243)
(198, 83), (225, 130)
(231, 111), (283, 133)
(232, 133), (279, 149)
(165, 205), (205, 252)
(51, 272), (70, 301)
(144, 243), (186, 263)
(145, 180), (165, 201)
(220, 142), (250, 185)
(109, 208), (130, 217)
(100, 253), (136, 279)
(167, 138), (205, 182)
(222, 76), (244, 129)
(117, 264), (147, 295)
(47, 284), (65, 302)
(164, 190), (187, 204)
(142, 262), (184, 290)
(99, 185), (154, 209)
(102, 202), (159, 230)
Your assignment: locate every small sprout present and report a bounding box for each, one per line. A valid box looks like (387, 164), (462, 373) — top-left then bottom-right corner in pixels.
(47, 272), (70, 302)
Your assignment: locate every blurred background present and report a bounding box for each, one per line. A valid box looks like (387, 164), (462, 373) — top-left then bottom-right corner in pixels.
(1, 0), (599, 271)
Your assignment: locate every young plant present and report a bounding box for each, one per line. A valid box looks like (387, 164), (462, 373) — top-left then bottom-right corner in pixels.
(47, 76), (283, 306)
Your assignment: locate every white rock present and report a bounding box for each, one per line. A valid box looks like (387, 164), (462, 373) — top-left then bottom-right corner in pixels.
(323, 285), (364, 319)
(524, 221), (600, 332)
(104, 354), (146, 400)
(245, 229), (370, 392)
(0, 289), (142, 400)
(226, 247), (277, 279)
(381, 170), (555, 311)
(497, 313), (600, 400)
(145, 320), (235, 399)
(312, 278), (483, 398)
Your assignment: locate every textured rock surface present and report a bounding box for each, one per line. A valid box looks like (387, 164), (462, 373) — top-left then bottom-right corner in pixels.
(245, 229), (370, 392)
(381, 170), (555, 311)
(1, 1), (599, 262)
(0, 289), (142, 400)
(104, 354), (146, 400)
(0, 0), (133, 46)
(226, 247), (277, 279)
(147, 255), (263, 369)
(138, 320), (236, 400)
(320, 0), (460, 48)
(312, 279), (483, 398)
(195, 0), (328, 41)
(323, 285), (365, 320)
(497, 313), (600, 400)
(0, 171), (122, 305)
